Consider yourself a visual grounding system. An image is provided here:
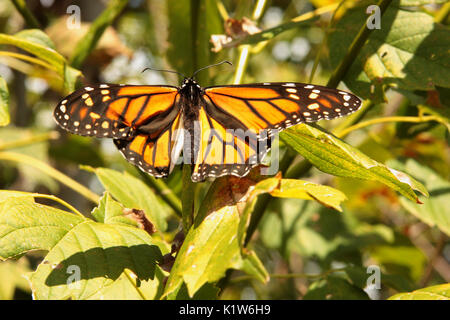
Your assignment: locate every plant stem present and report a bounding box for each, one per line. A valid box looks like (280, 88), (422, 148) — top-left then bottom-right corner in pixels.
(336, 115), (440, 138)
(232, 0), (267, 84)
(181, 164), (195, 233)
(0, 131), (59, 151)
(0, 151), (100, 204)
(435, 2), (450, 23)
(10, 0), (41, 29)
(230, 267), (347, 284)
(31, 193), (85, 218)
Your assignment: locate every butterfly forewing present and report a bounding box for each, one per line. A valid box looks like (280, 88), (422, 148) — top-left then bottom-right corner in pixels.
(54, 84), (178, 139)
(204, 82), (362, 135)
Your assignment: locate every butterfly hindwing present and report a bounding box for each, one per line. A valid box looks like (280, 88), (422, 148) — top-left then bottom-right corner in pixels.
(191, 105), (271, 182)
(114, 113), (184, 178)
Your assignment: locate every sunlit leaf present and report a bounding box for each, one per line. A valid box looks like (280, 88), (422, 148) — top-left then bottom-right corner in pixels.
(84, 167), (168, 232)
(389, 284), (450, 300)
(163, 174), (275, 298)
(0, 77), (9, 127)
(394, 159), (450, 236)
(0, 195), (164, 300)
(270, 179), (347, 211)
(0, 29), (81, 92)
(281, 125), (428, 202)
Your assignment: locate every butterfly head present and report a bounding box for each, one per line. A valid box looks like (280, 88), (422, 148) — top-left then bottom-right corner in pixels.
(180, 77), (202, 99)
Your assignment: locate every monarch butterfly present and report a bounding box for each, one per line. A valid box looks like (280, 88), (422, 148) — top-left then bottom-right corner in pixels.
(54, 62), (361, 182)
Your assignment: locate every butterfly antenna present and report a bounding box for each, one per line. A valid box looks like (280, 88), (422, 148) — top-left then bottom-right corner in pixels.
(142, 67), (186, 78)
(191, 60), (233, 78)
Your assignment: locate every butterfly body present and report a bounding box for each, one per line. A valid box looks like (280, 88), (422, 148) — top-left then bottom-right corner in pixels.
(54, 78), (362, 182)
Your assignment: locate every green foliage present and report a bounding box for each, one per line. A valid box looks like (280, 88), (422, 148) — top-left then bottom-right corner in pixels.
(389, 283), (450, 300)
(0, 29), (81, 92)
(69, 0), (129, 69)
(281, 124), (428, 202)
(330, 2), (450, 102)
(0, 0), (448, 301)
(0, 77), (9, 126)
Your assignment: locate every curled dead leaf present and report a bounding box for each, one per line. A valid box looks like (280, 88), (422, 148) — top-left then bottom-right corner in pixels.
(123, 208), (157, 234)
(211, 17), (261, 52)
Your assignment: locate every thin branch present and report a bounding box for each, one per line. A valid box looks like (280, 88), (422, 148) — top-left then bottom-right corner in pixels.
(336, 115), (440, 138)
(10, 0), (41, 29)
(230, 267), (348, 284)
(0, 131), (59, 151)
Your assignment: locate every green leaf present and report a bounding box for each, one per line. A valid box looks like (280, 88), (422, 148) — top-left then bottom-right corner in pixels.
(394, 160), (450, 236)
(14, 29), (56, 50)
(0, 77), (10, 127)
(84, 167), (167, 232)
(163, 202), (244, 298)
(389, 284), (450, 300)
(0, 196), (164, 299)
(370, 245), (427, 282)
(241, 250), (270, 283)
(398, 0), (447, 5)
(330, 5), (450, 102)
(163, 175), (274, 298)
(91, 192), (139, 228)
(69, 0), (129, 69)
(270, 179), (347, 211)
(0, 29), (81, 92)
(281, 125), (428, 202)
(304, 276), (370, 300)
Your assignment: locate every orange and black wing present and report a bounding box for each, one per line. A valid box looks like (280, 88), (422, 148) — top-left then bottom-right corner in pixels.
(191, 83), (362, 181)
(54, 84), (183, 177)
(191, 106), (267, 182)
(204, 83), (361, 135)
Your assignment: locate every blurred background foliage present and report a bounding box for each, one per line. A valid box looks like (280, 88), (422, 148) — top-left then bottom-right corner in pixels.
(0, 0), (449, 300)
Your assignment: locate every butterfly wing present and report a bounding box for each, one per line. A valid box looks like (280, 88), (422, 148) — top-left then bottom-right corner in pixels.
(114, 112), (184, 178)
(54, 84), (183, 177)
(192, 83), (362, 181)
(191, 105), (268, 182)
(204, 83), (361, 133)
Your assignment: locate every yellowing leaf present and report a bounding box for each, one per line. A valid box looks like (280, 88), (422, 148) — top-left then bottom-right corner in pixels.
(389, 284), (450, 300)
